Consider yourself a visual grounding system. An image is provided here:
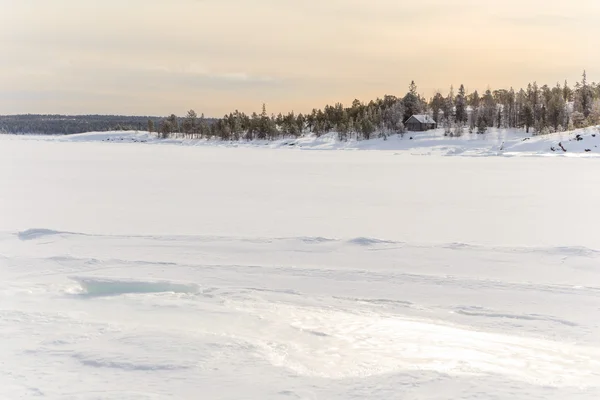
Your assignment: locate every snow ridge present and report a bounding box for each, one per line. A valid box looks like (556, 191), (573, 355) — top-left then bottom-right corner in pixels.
(12, 229), (600, 258)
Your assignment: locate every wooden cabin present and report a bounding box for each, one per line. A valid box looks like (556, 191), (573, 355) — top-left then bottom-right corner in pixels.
(405, 115), (437, 131)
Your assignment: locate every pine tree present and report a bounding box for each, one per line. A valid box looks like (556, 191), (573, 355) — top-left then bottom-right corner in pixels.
(547, 86), (566, 131)
(198, 113), (209, 138)
(469, 90), (480, 109)
(580, 70), (592, 118)
(589, 99), (600, 125)
(442, 86), (455, 123)
(531, 82), (540, 128)
(455, 84), (467, 124)
(167, 114), (178, 133)
(403, 81), (421, 121)
(182, 109), (197, 135)
(430, 92), (445, 123)
(522, 103), (533, 133)
(477, 113), (487, 134)
(507, 88), (516, 128)
(496, 108), (502, 129)
(359, 114), (375, 140)
(296, 114), (305, 134)
(382, 100), (404, 134)
(409, 80), (418, 96)
(563, 80), (573, 102)
(160, 120), (172, 139)
(483, 89), (495, 127)
(257, 103), (276, 139)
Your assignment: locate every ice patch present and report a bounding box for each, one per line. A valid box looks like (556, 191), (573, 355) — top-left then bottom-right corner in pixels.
(71, 277), (200, 297)
(443, 242), (479, 250)
(17, 228), (75, 241)
(71, 352), (189, 371)
(245, 287), (302, 296)
(334, 296), (413, 307)
(346, 237), (398, 246)
(296, 236), (336, 244)
(439, 242), (600, 258)
(454, 306), (578, 327)
(546, 246), (600, 258)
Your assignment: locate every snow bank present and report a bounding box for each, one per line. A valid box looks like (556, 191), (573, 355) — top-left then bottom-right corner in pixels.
(14, 125), (599, 156)
(57, 131), (154, 143)
(502, 126), (600, 155)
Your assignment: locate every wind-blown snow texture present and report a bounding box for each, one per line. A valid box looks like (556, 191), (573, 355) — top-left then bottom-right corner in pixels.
(1, 134), (600, 399)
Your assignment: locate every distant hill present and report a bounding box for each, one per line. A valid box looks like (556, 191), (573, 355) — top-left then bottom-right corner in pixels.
(0, 114), (215, 135)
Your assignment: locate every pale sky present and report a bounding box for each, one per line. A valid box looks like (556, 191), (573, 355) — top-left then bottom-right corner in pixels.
(1, 0), (598, 116)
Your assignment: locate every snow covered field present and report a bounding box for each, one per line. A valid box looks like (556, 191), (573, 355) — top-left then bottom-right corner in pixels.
(1, 134), (600, 399)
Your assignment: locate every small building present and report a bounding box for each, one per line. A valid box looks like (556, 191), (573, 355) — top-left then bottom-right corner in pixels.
(405, 115), (437, 131)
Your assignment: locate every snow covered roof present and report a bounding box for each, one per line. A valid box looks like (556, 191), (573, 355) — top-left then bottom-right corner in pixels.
(408, 114), (436, 124)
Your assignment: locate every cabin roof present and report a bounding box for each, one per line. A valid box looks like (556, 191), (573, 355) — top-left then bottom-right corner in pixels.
(407, 114), (436, 124)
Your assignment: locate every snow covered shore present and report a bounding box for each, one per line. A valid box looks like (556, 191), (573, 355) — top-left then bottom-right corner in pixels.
(4, 125), (600, 156)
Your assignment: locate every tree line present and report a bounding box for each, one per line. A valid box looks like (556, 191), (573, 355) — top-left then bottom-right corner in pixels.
(156, 70), (600, 141)
(0, 114), (179, 135)
(2, 71), (598, 139)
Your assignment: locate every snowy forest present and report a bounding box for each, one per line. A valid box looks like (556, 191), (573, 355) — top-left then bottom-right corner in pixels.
(156, 71), (600, 141)
(0, 115), (167, 135)
(2, 72), (599, 140)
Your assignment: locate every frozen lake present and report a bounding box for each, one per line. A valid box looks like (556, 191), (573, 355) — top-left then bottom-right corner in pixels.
(3, 137), (600, 247)
(1, 136), (599, 399)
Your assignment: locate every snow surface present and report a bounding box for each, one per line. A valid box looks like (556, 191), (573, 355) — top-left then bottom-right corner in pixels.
(4, 124), (600, 156)
(1, 134), (600, 399)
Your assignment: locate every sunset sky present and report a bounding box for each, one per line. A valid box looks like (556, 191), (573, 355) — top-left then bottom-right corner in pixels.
(1, 0), (598, 116)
